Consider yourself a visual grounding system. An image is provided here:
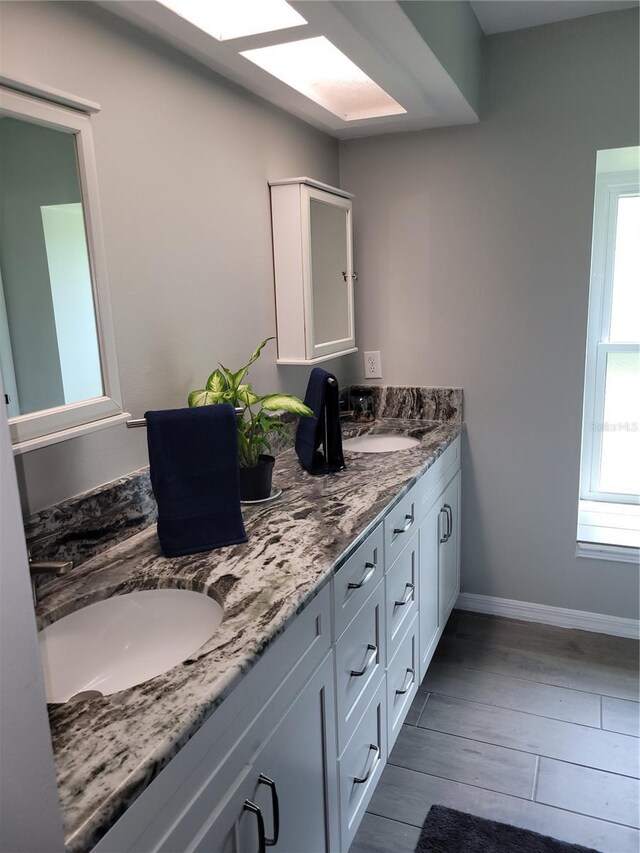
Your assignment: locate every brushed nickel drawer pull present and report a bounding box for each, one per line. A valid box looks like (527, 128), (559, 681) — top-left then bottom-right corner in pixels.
(393, 513), (414, 537)
(348, 561), (376, 590)
(444, 503), (453, 542)
(394, 582), (415, 608)
(350, 643), (377, 677)
(395, 667), (415, 696)
(243, 801), (266, 853)
(354, 743), (380, 784)
(439, 507), (448, 543)
(257, 774), (279, 847)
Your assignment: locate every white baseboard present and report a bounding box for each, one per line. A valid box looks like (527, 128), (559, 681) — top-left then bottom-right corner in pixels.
(455, 593), (639, 640)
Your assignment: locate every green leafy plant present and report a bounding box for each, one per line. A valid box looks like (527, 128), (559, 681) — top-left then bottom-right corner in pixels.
(188, 337), (313, 468)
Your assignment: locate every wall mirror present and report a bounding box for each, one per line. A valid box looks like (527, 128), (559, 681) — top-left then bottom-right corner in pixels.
(0, 85), (127, 453)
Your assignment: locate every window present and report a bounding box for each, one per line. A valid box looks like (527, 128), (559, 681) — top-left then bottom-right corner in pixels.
(578, 147), (640, 560)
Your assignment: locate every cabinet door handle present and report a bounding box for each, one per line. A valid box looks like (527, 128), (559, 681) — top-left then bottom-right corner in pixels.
(243, 800), (266, 853)
(342, 271), (358, 282)
(257, 774), (279, 847)
(444, 503), (453, 542)
(348, 561), (376, 590)
(394, 582), (415, 607)
(393, 513), (414, 537)
(350, 643), (377, 677)
(439, 507), (448, 543)
(354, 743), (380, 784)
(395, 667), (415, 696)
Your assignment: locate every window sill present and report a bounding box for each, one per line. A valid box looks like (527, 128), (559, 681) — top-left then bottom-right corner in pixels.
(577, 499), (639, 563)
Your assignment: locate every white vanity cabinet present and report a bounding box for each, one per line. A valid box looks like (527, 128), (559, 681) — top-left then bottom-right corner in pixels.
(417, 439), (462, 680)
(199, 654), (338, 853)
(270, 178), (357, 365)
(93, 438), (462, 853)
(93, 587), (338, 853)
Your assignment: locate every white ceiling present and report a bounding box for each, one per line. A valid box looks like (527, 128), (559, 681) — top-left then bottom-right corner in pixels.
(100, 0), (478, 139)
(100, 1), (637, 139)
(470, 0), (638, 35)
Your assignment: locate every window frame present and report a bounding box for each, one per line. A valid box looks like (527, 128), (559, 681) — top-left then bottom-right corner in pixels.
(579, 169), (640, 505)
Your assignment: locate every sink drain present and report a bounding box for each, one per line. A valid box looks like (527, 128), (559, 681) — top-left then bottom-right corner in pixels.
(67, 690), (103, 703)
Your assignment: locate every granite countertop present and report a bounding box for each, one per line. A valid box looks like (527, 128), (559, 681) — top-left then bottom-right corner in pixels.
(39, 417), (463, 853)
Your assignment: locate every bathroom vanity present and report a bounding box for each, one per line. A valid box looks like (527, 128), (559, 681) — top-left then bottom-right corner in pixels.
(35, 394), (463, 853)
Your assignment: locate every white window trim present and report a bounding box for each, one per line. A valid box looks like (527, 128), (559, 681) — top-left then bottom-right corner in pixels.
(579, 169), (639, 506)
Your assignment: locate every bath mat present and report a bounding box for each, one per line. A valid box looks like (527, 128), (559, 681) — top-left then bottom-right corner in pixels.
(415, 805), (602, 853)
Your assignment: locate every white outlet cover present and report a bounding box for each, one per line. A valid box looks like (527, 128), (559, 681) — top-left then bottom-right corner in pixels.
(364, 350), (382, 379)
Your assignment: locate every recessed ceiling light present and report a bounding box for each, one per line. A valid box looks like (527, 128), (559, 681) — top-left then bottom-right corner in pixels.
(157, 0), (307, 41)
(241, 36), (406, 122)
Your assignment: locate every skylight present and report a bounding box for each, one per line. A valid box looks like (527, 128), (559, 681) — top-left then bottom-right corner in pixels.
(241, 36), (406, 122)
(157, 0), (307, 42)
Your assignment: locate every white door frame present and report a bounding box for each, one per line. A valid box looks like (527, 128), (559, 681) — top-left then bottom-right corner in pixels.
(0, 368), (64, 851)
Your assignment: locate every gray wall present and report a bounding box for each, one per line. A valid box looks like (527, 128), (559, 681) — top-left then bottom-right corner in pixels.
(340, 9), (640, 619)
(0, 118), (79, 413)
(0, 1), (354, 515)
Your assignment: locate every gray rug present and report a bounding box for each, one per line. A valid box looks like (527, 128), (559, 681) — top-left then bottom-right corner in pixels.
(416, 805), (602, 853)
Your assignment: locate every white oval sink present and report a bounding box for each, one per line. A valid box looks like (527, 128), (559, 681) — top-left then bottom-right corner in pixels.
(39, 589), (223, 703)
(342, 434), (420, 454)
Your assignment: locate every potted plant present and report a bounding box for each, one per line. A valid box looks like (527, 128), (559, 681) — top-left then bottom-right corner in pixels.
(188, 337), (313, 501)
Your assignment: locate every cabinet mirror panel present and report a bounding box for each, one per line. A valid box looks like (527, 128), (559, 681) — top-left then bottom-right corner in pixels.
(310, 198), (350, 346)
(0, 86), (125, 452)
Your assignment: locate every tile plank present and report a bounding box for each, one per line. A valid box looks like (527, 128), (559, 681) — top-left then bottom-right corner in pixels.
(433, 635), (639, 701)
(417, 694), (640, 778)
(367, 764), (640, 853)
(349, 813), (420, 853)
(536, 758), (640, 828)
(389, 725), (537, 799)
(456, 613), (639, 671)
(404, 690), (429, 726)
(602, 697), (640, 737)
(422, 661), (601, 726)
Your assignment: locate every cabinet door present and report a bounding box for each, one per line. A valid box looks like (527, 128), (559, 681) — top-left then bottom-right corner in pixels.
(418, 500), (441, 681)
(306, 186), (355, 360)
(236, 653), (338, 853)
(438, 470), (461, 626)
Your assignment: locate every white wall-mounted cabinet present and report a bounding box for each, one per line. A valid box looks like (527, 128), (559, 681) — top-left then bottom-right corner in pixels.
(270, 178), (357, 365)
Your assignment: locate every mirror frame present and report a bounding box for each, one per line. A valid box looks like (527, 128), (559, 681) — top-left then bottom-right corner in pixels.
(0, 85), (128, 453)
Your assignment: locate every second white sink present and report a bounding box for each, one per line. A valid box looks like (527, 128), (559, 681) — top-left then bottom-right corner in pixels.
(39, 589), (223, 703)
(342, 434), (420, 453)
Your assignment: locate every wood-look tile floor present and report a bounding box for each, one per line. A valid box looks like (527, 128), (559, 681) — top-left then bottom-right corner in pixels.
(350, 611), (640, 853)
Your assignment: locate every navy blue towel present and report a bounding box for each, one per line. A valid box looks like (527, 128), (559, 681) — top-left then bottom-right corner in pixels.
(295, 368), (345, 475)
(145, 404), (247, 557)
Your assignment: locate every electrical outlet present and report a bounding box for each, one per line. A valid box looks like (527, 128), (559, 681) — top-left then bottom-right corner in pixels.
(364, 351), (382, 379)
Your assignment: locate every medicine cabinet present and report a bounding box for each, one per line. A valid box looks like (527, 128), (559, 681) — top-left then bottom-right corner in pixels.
(270, 178), (357, 365)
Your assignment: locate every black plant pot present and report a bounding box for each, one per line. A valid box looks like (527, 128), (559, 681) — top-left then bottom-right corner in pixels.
(239, 454), (275, 501)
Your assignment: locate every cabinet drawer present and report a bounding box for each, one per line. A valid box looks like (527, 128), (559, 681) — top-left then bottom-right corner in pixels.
(385, 530), (419, 664)
(384, 484), (418, 566)
(387, 615), (419, 751)
(333, 522), (384, 640)
(335, 578), (385, 754)
(338, 674), (387, 851)
(417, 435), (460, 519)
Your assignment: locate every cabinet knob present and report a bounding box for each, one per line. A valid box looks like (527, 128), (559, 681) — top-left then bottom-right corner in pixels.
(341, 271), (358, 282)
